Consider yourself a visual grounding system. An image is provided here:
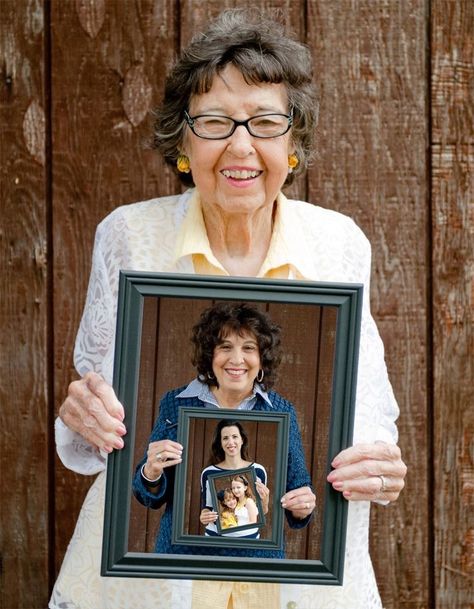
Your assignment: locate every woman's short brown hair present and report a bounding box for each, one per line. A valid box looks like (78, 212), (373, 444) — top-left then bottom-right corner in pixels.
(191, 301), (282, 391)
(153, 8), (318, 186)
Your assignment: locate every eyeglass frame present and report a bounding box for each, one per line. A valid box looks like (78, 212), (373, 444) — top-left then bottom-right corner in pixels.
(183, 109), (294, 140)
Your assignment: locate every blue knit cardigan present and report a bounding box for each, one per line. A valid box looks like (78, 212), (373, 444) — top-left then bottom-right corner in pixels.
(132, 385), (312, 558)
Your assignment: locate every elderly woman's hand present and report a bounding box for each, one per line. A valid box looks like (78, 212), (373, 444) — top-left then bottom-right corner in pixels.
(143, 439), (183, 480)
(200, 508), (218, 526)
(255, 479), (270, 514)
(59, 371), (126, 453)
(327, 442), (407, 502)
(280, 486), (315, 519)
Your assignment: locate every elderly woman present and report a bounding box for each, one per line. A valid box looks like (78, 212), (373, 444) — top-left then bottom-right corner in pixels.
(132, 302), (312, 557)
(51, 8), (406, 609)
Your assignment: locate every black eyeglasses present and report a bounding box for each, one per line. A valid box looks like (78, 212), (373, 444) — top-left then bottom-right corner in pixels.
(184, 110), (293, 140)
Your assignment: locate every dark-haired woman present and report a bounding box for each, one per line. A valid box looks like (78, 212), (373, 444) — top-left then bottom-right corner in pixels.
(199, 419), (268, 539)
(132, 302), (313, 557)
(52, 8), (406, 609)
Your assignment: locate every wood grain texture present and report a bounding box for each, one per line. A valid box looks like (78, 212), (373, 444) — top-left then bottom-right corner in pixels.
(431, 2), (474, 606)
(307, 2), (430, 607)
(51, 0), (180, 571)
(1, 1), (471, 606)
(0, 1), (49, 607)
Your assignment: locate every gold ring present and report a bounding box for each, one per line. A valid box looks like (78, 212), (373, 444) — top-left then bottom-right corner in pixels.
(378, 474), (387, 492)
(156, 452), (163, 461)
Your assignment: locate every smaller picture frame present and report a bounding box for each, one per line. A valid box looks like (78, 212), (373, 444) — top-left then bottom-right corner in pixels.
(208, 466), (265, 536)
(172, 407), (289, 551)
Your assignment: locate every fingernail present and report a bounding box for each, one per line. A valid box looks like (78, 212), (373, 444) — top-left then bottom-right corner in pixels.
(332, 458), (341, 467)
(103, 445), (113, 454)
(113, 438), (124, 449)
(327, 472), (336, 482)
(343, 490), (352, 499)
(117, 424), (127, 436)
(332, 481), (344, 491)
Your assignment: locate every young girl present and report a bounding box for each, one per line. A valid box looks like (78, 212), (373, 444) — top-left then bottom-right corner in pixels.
(231, 474), (258, 526)
(217, 488), (238, 530)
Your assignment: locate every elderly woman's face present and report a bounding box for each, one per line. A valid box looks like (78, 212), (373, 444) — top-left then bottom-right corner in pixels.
(183, 64), (293, 218)
(212, 330), (261, 397)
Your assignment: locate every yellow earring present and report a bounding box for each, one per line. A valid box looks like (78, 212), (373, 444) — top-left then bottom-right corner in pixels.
(177, 154), (191, 173)
(288, 154), (299, 173)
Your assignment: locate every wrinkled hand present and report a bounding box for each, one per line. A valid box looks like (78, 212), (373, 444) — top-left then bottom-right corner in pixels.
(255, 479), (270, 514)
(281, 486), (315, 519)
(59, 371), (126, 453)
(200, 508), (218, 526)
(143, 439), (183, 480)
(327, 442), (407, 502)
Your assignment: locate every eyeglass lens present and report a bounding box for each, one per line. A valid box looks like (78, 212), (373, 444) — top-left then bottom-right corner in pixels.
(188, 114), (291, 139)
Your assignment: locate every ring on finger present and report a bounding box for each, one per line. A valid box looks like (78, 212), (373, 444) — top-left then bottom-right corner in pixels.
(377, 474), (387, 492)
(156, 452), (164, 462)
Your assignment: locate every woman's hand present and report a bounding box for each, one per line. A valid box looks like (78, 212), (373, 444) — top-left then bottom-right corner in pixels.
(255, 480), (270, 514)
(143, 439), (183, 480)
(59, 371), (126, 453)
(326, 442), (407, 502)
(281, 486), (315, 519)
(200, 508), (218, 526)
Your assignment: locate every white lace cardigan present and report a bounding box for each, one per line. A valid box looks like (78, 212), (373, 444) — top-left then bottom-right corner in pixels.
(52, 189), (398, 609)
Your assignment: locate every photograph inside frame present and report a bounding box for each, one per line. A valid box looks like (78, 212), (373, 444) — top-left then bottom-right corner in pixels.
(171, 408), (291, 552)
(208, 465), (266, 537)
(101, 272), (362, 583)
(127, 293), (337, 562)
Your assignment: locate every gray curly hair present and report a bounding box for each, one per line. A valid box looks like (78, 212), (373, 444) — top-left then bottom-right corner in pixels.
(153, 8), (319, 186)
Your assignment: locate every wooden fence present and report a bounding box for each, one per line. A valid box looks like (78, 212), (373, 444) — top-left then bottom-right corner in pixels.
(1, 1), (472, 608)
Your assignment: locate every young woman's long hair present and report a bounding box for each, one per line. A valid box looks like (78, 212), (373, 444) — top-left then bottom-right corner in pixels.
(208, 419), (250, 465)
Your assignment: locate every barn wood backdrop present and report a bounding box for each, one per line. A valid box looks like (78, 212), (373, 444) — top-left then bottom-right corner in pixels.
(1, 1), (473, 608)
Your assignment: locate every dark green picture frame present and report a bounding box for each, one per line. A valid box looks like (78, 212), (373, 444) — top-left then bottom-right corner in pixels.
(172, 408), (289, 549)
(101, 272), (363, 585)
(207, 466), (266, 537)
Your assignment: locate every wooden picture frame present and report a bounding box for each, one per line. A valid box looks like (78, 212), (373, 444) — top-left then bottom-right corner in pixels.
(101, 272), (362, 585)
(207, 466), (265, 537)
(172, 408), (290, 549)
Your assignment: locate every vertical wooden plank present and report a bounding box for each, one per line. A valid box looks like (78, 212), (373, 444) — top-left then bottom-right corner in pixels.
(186, 417), (204, 536)
(51, 0), (179, 572)
(128, 296), (160, 552)
(306, 306), (337, 559)
(431, 2), (474, 607)
(307, 2), (429, 607)
(268, 303), (320, 559)
(0, 0), (49, 607)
